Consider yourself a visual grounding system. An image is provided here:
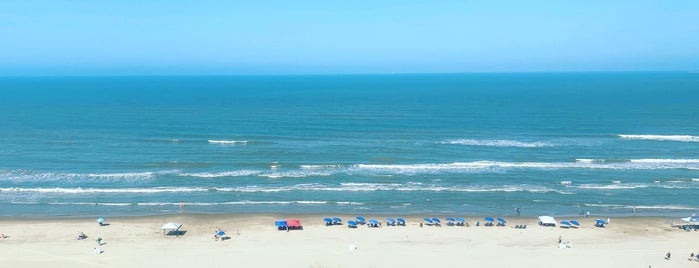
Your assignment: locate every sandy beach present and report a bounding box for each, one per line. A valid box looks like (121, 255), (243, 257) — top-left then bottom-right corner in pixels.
(1, 214), (698, 268)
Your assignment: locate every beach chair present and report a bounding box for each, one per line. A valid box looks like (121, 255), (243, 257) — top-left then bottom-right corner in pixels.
(275, 220), (288, 231)
(432, 218), (441, 227)
(386, 218), (396, 226)
(569, 220), (580, 228)
(560, 221), (571, 228)
(497, 217), (507, 227)
(347, 220), (358, 228)
(332, 217), (342, 225)
(323, 217), (333, 226)
(446, 217), (456, 226)
(396, 218), (406, 226)
(456, 218), (465, 226)
(368, 219), (380, 228)
(423, 218), (434, 226)
(356, 216), (366, 225)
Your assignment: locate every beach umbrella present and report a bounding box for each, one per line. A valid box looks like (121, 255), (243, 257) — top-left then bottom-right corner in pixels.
(215, 230), (225, 237)
(497, 217), (506, 224)
(161, 222), (182, 230)
(485, 217), (494, 222)
(96, 217), (105, 224)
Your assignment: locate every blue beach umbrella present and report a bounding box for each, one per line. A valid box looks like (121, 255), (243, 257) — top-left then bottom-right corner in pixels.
(497, 217), (506, 224)
(96, 217), (105, 224)
(216, 230), (225, 237)
(485, 217), (494, 222)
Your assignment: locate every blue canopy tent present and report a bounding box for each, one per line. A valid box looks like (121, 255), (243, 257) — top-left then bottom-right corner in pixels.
(323, 218), (333, 226)
(570, 220), (580, 228)
(431, 218), (441, 226)
(332, 217), (342, 225)
(368, 219), (380, 228)
(485, 217), (495, 226)
(355, 216), (366, 225)
(595, 219), (607, 227)
(423, 218), (434, 226)
(275, 220), (288, 231)
(347, 220), (358, 228)
(560, 221), (571, 228)
(456, 218), (465, 226)
(396, 218), (406, 226)
(497, 217), (506, 226)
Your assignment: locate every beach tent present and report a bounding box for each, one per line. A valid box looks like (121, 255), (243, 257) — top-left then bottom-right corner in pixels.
(538, 216), (557, 227)
(287, 219), (302, 230)
(161, 222), (182, 235)
(681, 216), (699, 225)
(594, 219), (607, 227)
(275, 220), (288, 231)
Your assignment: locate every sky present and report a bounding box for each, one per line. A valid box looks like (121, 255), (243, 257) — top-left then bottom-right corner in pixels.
(0, 0), (698, 75)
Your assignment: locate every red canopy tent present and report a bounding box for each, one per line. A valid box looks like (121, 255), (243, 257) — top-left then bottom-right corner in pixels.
(287, 219), (302, 229)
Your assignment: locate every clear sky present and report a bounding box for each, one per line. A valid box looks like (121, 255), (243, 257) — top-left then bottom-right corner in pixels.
(1, 0), (697, 75)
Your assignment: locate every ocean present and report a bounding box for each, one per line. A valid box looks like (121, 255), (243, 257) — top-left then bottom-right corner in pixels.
(1, 72), (698, 218)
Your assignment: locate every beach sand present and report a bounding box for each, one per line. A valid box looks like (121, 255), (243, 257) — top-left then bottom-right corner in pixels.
(1, 214), (697, 268)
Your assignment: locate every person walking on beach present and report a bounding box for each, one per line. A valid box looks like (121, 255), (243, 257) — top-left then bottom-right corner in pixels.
(516, 207), (521, 216)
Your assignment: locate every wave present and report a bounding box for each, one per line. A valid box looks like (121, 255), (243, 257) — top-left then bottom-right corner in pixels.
(571, 183), (649, 190)
(0, 169), (178, 182)
(0, 183), (562, 194)
(39, 200), (348, 206)
(437, 139), (553, 148)
(618, 134), (699, 142)
(208, 140), (248, 144)
(583, 203), (696, 210)
(182, 170), (262, 178)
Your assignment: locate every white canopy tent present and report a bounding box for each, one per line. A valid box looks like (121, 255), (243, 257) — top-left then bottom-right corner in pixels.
(538, 216), (557, 227)
(161, 222), (183, 235)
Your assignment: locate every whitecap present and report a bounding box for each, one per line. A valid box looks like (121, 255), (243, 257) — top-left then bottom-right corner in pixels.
(618, 134), (699, 142)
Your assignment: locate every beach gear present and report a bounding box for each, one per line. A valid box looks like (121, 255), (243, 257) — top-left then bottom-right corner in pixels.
(355, 216), (366, 225)
(497, 217), (507, 227)
(538, 216), (557, 227)
(570, 220), (580, 228)
(347, 220), (358, 228)
(386, 218), (396, 226)
(275, 220), (288, 231)
(396, 218), (406, 226)
(560, 221), (571, 228)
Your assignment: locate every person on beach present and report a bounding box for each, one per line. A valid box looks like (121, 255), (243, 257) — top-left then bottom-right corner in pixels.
(516, 207), (521, 216)
(665, 251), (671, 260)
(96, 237), (103, 245)
(558, 235), (562, 244)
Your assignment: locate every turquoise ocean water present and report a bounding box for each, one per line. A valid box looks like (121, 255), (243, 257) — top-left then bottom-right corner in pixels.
(1, 73), (698, 218)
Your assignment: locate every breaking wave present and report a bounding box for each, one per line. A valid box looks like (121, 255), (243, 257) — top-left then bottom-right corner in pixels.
(208, 140), (248, 144)
(618, 134), (699, 142)
(437, 139), (553, 148)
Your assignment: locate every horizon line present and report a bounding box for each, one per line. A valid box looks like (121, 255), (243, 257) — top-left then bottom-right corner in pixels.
(0, 70), (692, 78)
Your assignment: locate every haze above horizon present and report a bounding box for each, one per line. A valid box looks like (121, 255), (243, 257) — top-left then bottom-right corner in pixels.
(1, 1), (698, 75)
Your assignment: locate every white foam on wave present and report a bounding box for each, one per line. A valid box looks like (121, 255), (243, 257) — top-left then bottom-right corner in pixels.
(182, 170), (261, 178)
(45, 200), (343, 206)
(572, 183), (648, 190)
(0, 169), (178, 182)
(437, 139), (553, 148)
(299, 164), (343, 169)
(208, 140), (248, 144)
(619, 134), (699, 142)
(0, 187), (212, 194)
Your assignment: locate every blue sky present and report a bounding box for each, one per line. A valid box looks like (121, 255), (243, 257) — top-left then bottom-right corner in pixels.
(0, 0), (697, 75)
